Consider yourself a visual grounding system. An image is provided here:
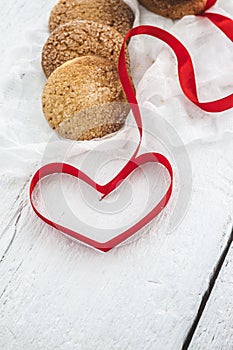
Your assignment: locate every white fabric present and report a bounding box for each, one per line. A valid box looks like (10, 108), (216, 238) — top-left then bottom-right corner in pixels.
(0, 0), (232, 243)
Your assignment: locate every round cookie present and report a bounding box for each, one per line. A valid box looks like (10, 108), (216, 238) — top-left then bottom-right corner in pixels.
(138, 0), (207, 19)
(49, 0), (134, 36)
(42, 56), (130, 141)
(56, 102), (129, 141)
(42, 20), (130, 78)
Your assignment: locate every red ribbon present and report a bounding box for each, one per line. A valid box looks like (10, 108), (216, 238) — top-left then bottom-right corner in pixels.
(204, 0), (217, 11)
(30, 0), (233, 251)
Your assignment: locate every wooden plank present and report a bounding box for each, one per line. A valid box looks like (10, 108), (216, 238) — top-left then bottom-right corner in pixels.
(190, 242), (233, 350)
(1, 139), (233, 350)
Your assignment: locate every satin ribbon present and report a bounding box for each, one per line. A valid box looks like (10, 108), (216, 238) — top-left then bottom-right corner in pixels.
(30, 0), (233, 251)
(204, 0), (217, 11)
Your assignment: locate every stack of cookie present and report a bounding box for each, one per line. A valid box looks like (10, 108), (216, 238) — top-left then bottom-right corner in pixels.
(42, 0), (134, 141)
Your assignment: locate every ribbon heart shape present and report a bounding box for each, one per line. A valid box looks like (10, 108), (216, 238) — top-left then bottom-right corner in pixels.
(30, 0), (233, 251)
(30, 154), (173, 252)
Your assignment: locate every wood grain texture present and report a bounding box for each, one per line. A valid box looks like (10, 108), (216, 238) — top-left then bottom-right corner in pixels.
(0, 0), (233, 349)
(1, 140), (233, 350)
(190, 243), (233, 350)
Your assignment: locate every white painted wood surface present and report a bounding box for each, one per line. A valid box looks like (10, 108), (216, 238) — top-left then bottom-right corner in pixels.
(190, 243), (233, 350)
(0, 0), (233, 349)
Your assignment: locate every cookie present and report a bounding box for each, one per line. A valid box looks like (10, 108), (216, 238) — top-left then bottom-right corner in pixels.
(42, 56), (130, 140)
(42, 20), (130, 78)
(56, 102), (129, 141)
(49, 0), (134, 36)
(138, 0), (207, 19)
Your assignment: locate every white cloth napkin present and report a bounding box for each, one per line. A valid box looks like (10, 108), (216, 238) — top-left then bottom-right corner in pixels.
(0, 0), (232, 242)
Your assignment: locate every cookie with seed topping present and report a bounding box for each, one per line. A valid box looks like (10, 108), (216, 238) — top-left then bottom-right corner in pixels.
(42, 20), (130, 78)
(139, 0), (207, 19)
(42, 56), (130, 140)
(49, 0), (134, 36)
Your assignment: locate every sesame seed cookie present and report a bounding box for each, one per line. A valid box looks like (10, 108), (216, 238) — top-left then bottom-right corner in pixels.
(138, 0), (207, 19)
(49, 0), (134, 37)
(42, 20), (130, 78)
(42, 56), (130, 140)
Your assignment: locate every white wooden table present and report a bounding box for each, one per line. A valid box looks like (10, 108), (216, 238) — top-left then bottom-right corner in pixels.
(0, 1), (233, 349)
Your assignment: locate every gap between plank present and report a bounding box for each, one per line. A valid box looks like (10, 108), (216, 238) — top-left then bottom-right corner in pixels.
(182, 227), (233, 350)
